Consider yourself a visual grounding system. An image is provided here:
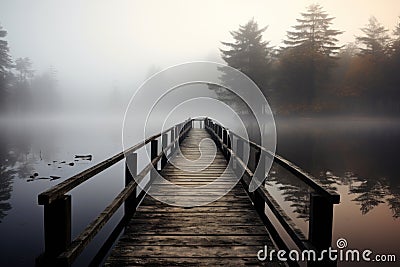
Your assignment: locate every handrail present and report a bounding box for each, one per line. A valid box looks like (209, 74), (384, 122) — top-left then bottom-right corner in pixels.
(38, 125), (175, 205)
(204, 117), (340, 265)
(219, 123), (339, 203)
(37, 117), (340, 266)
(57, 131), (186, 265)
(36, 119), (193, 266)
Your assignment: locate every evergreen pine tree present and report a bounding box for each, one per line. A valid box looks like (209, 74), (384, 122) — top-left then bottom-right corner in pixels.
(284, 4), (342, 56)
(219, 18), (272, 90)
(276, 4), (342, 110)
(356, 16), (389, 57)
(0, 25), (12, 76)
(0, 24), (13, 111)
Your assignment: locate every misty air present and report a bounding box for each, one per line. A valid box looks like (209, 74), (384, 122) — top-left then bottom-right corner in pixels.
(0, 1), (399, 266)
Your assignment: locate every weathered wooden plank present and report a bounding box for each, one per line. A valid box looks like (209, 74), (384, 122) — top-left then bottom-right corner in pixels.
(135, 196), (252, 203)
(136, 207), (256, 216)
(147, 192), (247, 197)
(107, 245), (267, 257)
(122, 225), (268, 235)
(129, 213), (265, 223)
(106, 257), (282, 267)
(139, 199), (255, 207)
(132, 212), (261, 219)
(117, 234), (272, 246)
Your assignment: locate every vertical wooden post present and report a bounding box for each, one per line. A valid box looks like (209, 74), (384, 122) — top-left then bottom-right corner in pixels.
(226, 131), (232, 161)
(254, 149), (265, 213)
(177, 125), (180, 143)
(175, 125), (180, 152)
(227, 131), (232, 150)
(125, 153), (137, 215)
(216, 125), (220, 147)
(309, 193), (334, 252)
(44, 195), (71, 258)
(150, 140), (158, 181)
(222, 129), (227, 145)
(161, 133), (168, 168)
(178, 124), (183, 144)
(236, 139), (244, 176)
(222, 129), (228, 157)
(170, 128), (175, 153)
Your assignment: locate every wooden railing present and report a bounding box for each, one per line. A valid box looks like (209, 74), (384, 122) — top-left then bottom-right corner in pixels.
(204, 118), (340, 266)
(36, 119), (193, 266)
(37, 117), (340, 266)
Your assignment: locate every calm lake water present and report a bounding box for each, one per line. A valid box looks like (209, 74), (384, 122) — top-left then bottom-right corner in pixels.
(0, 115), (399, 266)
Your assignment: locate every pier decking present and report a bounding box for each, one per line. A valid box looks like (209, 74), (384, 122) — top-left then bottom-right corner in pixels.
(37, 118), (339, 267)
(105, 129), (277, 266)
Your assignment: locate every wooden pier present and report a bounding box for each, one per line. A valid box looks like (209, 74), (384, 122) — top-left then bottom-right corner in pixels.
(105, 128), (277, 266)
(36, 118), (340, 267)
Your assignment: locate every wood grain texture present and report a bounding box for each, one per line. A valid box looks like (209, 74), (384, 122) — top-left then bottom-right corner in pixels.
(105, 129), (280, 266)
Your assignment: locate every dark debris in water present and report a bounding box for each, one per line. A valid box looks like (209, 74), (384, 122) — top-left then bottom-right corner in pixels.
(44, 153), (92, 168)
(29, 172), (39, 178)
(26, 153), (93, 183)
(27, 176), (54, 182)
(74, 154), (92, 161)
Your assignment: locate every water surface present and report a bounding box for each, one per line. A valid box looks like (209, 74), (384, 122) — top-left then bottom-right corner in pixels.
(0, 116), (399, 266)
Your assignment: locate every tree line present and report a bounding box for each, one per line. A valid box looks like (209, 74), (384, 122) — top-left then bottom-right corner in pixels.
(218, 4), (400, 116)
(0, 25), (58, 115)
(2, 4), (399, 116)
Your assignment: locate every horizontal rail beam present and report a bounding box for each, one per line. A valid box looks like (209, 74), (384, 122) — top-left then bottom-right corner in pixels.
(272, 154), (340, 203)
(38, 125), (176, 205)
(57, 154), (162, 265)
(228, 129), (339, 203)
(54, 124), (192, 265)
(205, 117), (340, 260)
(207, 123), (311, 248)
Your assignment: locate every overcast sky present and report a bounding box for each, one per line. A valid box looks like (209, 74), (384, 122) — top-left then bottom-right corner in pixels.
(1, 0), (399, 92)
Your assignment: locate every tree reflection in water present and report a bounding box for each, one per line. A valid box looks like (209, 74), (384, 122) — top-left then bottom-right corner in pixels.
(267, 163), (400, 221)
(0, 123), (34, 222)
(345, 174), (400, 218)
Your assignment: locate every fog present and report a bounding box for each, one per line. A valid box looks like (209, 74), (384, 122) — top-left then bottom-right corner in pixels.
(1, 0), (399, 119)
(1, 2), (400, 265)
